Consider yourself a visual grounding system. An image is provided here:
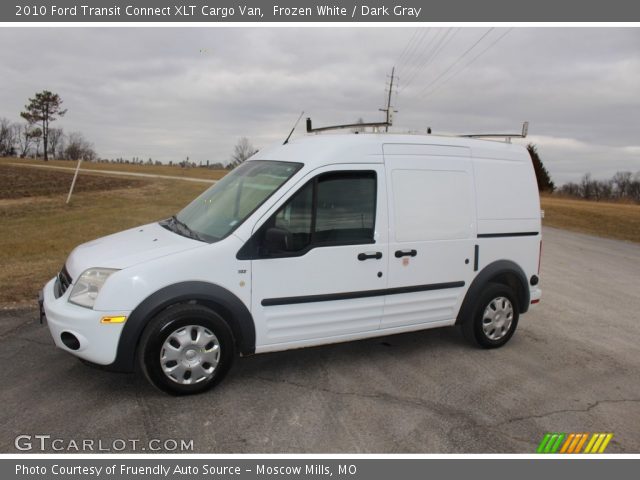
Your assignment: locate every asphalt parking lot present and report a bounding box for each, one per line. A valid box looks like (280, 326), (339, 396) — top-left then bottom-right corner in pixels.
(1, 226), (639, 453)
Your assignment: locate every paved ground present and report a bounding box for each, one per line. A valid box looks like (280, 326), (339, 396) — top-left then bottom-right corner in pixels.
(1, 227), (639, 453)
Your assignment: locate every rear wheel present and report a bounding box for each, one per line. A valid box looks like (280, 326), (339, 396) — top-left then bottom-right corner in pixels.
(462, 283), (519, 348)
(138, 304), (235, 395)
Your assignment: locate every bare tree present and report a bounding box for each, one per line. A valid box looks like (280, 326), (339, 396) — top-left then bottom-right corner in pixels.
(628, 174), (640, 202)
(612, 171), (632, 199)
(47, 128), (64, 160)
(33, 130), (42, 158)
(580, 173), (594, 200)
(64, 132), (96, 161)
(0, 118), (16, 156)
(56, 133), (66, 159)
(228, 137), (258, 169)
(15, 123), (40, 158)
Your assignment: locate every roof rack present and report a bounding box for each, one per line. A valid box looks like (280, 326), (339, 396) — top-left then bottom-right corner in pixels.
(306, 117), (391, 133)
(459, 121), (529, 144)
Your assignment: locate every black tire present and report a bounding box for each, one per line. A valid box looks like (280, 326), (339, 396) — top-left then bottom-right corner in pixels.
(138, 304), (235, 395)
(461, 282), (519, 349)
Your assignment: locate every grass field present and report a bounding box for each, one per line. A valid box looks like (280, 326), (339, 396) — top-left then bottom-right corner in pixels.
(0, 162), (209, 306)
(541, 195), (640, 244)
(0, 164), (145, 199)
(1, 158), (639, 306)
(0, 157), (228, 181)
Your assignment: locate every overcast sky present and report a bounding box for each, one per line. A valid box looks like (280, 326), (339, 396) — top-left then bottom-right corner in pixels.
(1, 27), (638, 184)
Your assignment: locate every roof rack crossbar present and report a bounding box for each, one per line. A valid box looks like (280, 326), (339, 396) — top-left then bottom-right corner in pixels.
(459, 122), (529, 143)
(306, 117), (391, 133)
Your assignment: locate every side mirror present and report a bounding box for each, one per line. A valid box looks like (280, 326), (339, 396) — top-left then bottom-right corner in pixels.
(264, 227), (292, 253)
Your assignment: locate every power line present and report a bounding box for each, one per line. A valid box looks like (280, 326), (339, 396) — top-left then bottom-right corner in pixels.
(395, 29), (421, 68)
(400, 27), (459, 93)
(414, 28), (495, 98)
(396, 29), (432, 78)
(420, 28), (514, 101)
(399, 28), (449, 90)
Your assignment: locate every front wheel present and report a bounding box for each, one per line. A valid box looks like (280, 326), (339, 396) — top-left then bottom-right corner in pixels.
(462, 283), (519, 348)
(138, 304), (235, 395)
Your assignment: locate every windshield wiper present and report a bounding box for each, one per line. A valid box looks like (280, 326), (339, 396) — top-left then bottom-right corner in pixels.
(167, 215), (205, 242)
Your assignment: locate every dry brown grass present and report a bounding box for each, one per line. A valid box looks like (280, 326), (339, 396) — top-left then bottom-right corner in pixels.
(541, 194), (640, 243)
(0, 157), (228, 180)
(0, 167), (209, 306)
(0, 164), (146, 199)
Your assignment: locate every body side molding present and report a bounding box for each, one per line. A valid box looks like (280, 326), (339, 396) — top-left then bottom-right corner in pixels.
(477, 231), (539, 238)
(262, 281), (465, 307)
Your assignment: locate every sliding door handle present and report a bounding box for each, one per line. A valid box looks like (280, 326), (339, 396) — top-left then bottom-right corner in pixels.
(358, 252), (383, 261)
(395, 249), (417, 258)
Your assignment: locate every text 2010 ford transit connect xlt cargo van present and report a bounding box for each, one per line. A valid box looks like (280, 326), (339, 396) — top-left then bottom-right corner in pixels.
(40, 133), (542, 395)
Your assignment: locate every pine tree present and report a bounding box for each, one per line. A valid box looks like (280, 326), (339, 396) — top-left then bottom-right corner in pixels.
(20, 90), (67, 161)
(527, 143), (555, 192)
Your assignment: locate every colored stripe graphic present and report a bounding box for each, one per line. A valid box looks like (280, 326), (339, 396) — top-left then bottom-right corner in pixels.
(574, 433), (589, 453)
(536, 433), (552, 453)
(537, 433), (613, 453)
(597, 433), (614, 453)
(559, 433), (575, 453)
(537, 433), (566, 453)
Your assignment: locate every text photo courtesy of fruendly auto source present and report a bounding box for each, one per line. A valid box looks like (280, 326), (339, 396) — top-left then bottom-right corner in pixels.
(0, 27), (639, 453)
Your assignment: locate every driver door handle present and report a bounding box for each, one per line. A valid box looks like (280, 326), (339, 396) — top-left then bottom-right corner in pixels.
(358, 252), (383, 261)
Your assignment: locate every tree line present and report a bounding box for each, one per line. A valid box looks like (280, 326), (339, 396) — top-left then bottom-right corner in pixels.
(0, 119), (97, 162)
(527, 144), (640, 204)
(0, 90), (96, 161)
(557, 171), (640, 203)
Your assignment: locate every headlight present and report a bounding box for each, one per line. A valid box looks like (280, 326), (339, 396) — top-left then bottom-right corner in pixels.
(68, 268), (119, 309)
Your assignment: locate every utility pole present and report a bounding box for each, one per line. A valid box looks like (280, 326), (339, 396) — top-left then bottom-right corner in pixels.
(379, 66), (398, 132)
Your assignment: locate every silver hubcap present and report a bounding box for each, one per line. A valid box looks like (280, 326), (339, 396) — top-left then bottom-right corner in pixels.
(482, 296), (514, 341)
(160, 325), (220, 384)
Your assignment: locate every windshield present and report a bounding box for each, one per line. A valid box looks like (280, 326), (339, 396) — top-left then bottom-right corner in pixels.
(168, 160), (302, 242)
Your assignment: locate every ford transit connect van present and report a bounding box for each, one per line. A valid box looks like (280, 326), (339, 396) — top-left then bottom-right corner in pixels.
(40, 133), (542, 395)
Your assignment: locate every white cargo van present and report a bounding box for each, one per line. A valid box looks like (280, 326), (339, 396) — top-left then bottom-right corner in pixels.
(40, 131), (542, 395)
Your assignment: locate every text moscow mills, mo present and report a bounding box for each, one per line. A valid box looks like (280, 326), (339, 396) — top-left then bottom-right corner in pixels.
(16, 4), (422, 19)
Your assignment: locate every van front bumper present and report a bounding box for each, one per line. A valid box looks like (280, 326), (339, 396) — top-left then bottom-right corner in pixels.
(41, 277), (131, 366)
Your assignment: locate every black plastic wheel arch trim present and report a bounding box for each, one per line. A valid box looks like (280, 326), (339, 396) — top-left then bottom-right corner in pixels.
(455, 260), (530, 325)
(262, 281), (465, 307)
(107, 282), (256, 373)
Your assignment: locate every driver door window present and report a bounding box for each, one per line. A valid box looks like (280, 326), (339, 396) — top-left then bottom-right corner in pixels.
(239, 170), (377, 258)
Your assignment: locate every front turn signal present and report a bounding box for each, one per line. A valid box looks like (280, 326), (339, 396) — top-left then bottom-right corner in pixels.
(100, 315), (127, 324)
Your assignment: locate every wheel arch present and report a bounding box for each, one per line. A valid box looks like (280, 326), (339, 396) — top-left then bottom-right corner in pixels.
(108, 281), (256, 372)
(456, 260), (530, 325)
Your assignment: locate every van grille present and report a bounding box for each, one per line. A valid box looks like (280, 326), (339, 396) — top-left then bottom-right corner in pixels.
(54, 266), (72, 298)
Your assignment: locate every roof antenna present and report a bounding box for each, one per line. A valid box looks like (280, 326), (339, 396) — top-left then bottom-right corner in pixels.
(283, 111), (304, 145)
